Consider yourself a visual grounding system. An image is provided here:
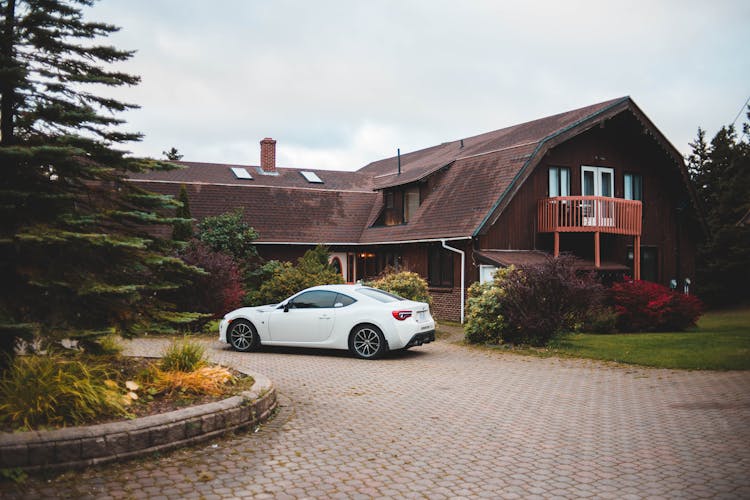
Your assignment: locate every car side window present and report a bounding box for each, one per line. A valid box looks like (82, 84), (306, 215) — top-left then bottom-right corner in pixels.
(334, 293), (356, 307)
(289, 290), (337, 309)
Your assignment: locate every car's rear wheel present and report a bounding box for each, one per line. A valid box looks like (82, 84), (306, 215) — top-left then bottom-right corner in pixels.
(349, 324), (386, 359)
(228, 320), (260, 352)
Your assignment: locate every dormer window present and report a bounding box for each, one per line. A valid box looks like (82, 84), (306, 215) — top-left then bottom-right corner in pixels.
(373, 184), (422, 227)
(403, 186), (420, 222)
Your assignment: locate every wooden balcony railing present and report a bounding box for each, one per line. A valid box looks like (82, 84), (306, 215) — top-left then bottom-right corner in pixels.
(538, 196), (642, 236)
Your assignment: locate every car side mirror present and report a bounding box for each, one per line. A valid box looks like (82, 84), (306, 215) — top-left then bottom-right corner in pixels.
(283, 303), (290, 312)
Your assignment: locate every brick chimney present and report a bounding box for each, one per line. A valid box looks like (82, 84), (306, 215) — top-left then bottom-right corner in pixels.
(260, 137), (277, 172)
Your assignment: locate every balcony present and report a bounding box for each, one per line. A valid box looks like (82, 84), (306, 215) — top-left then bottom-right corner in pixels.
(538, 196), (642, 236)
(537, 196), (642, 279)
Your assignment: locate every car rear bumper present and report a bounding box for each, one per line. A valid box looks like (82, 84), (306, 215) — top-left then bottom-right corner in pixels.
(405, 329), (435, 348)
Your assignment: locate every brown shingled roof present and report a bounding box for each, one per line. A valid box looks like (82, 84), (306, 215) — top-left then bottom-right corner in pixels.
(130, 97), (686, 245)
(129, 161), (374, 192)
(131, 181), (377, 244)
(475, 250), (628, 271)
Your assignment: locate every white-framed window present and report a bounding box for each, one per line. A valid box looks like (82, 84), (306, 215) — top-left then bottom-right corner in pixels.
(479, 265), (498, 284)
(548, 167), (570, 197)
(624, 173), (643, 201)
(581, 166), (615, 226)
(581, 166), (614, 197)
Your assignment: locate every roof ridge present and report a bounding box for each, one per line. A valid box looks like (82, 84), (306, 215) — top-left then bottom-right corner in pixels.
(129, 178), (377, 194)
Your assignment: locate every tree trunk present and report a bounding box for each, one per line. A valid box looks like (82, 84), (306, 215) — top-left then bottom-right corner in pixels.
(1, 0), (17, 145)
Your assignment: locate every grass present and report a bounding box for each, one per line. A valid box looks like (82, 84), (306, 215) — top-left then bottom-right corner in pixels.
(541, 307), (750, 370)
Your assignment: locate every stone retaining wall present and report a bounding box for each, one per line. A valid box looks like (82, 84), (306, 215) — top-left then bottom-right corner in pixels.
(0, 371), (277, 472)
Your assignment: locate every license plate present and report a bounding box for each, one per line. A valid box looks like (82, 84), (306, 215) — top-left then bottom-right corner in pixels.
(417, 311), (426, 321)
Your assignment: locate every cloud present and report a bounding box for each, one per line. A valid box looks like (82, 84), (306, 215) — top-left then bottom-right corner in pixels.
(90, 0), (750, 167)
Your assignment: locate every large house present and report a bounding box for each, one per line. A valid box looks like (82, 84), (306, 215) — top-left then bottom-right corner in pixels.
(130, 97), (702, 322)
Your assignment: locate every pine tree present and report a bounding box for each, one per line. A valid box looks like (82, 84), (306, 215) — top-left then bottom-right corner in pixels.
(172, 184), (193, 241)
(0, 0), (204, 360)
(688, 109), (750, 305)
(163, 147), (183, 161)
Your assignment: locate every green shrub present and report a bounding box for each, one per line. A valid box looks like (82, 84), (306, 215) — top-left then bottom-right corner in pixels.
(254, 246), (343, 304)
(580, 306), (619, 334)
(160, 338), (207, 372)
(0, 355), (128, 430)
(369, 268), (432, 304)
(464, 279), (507, 344)
(196, 208), (258, 261)
(243, 260), (286, 305)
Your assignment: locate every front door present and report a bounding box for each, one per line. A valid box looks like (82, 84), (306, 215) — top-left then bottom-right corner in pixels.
(581, 166), (615, 226)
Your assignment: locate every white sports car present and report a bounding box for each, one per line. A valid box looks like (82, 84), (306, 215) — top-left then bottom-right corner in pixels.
(219, 284), (435, 359)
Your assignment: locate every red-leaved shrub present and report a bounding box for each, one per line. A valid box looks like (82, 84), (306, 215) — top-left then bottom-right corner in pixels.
(178, 241), (245, 318)
(610, 280), (702, 332)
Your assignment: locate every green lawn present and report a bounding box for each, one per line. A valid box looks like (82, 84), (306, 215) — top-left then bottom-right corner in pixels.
(547, 307), (750, 370)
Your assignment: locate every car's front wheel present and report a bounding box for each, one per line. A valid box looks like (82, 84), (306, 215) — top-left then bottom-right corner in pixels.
(349, 324), (387, 359)
(228, 319), (260, 352)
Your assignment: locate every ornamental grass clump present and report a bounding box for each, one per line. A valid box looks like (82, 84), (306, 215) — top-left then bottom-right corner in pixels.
(160, 338), (207, 372)
(149, 365), (236, 397)
(0, 355), (128, 430)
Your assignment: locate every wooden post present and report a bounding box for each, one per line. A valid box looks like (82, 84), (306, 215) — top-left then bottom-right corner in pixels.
(634, 235), (641, 280)
(594, 231), (600, 268)
(554, 232), (560, 258)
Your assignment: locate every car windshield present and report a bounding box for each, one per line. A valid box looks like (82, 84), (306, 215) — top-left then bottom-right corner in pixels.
(357, 287), (404, 303)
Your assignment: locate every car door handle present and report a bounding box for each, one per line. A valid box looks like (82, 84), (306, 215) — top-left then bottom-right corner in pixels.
(318, 315), (332, 320)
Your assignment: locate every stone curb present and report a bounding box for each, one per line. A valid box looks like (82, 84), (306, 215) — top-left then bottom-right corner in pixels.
(0, 369), (277, 473)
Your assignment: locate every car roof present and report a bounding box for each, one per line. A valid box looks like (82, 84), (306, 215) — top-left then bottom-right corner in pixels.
(306, 284), (366, 294)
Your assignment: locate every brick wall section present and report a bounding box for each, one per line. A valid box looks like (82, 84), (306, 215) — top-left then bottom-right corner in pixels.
(430, 287), (464, 323)
(0, 372), (277, 472)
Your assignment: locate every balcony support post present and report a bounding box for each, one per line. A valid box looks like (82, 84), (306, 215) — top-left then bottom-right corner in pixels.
(554, 232), (560, 258)
(594, 231), (601, 268)
(634, 235), (641, 280)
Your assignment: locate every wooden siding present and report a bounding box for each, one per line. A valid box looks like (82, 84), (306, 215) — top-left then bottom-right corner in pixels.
(479, 112), (699, 284)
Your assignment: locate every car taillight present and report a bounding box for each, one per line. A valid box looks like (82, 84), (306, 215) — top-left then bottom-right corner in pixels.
(392, 310), (412, 321)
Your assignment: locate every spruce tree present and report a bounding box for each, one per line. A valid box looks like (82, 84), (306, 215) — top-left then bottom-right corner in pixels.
(688, 109), (750, 305)
(172, 184), (193, 241)
(0, 0), (203, 359)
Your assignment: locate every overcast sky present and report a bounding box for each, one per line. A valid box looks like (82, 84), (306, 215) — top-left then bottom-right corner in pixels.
(90, 0), (749, 171)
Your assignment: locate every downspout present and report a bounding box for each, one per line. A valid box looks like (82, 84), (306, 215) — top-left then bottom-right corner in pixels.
(441, 240), (465, 324)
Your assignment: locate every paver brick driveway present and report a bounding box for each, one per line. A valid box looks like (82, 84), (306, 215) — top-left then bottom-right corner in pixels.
(3, 327), (750, 499)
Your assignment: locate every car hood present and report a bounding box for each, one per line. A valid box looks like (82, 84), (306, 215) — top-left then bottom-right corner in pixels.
(225, 303), (279, 317)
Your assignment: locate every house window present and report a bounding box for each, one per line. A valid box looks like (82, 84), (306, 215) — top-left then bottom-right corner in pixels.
(581, 166), (614, 197)
(403, 186), (420, 222)
(385, 191), (394, 209)
(624, 173), (643, 201)
(548, 167), (570, 197)
(428, 245), (454, 287)
(479, 265), (497, 284)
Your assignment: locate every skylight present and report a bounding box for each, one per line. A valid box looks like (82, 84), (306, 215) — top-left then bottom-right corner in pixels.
(231, 167), (253, 180)
(300, 171), (323, 183)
